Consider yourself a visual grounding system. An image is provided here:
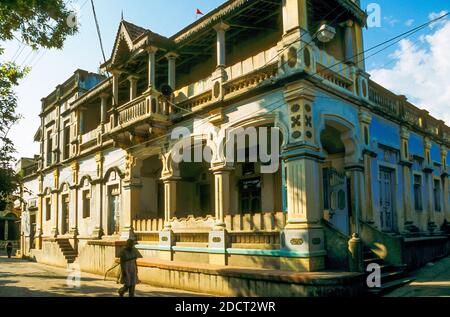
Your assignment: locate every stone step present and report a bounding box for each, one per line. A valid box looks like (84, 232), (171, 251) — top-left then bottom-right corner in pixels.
(381, 270), (406, 284)
(368, 278), (415, 296)
(364, 257), (384, 265)
(63, 251), (77, 256)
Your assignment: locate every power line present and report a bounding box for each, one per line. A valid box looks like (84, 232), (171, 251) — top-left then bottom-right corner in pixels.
(90, 0), (107, 64)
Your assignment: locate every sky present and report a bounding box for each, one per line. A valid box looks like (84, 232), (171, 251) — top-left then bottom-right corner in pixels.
(1, 0), (449, 160)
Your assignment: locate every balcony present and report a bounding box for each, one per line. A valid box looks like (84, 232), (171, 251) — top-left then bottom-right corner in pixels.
(109, 90), (171, 146)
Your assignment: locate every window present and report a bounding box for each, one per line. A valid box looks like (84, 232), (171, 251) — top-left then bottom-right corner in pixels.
(240, 178), (261, 213)
(45, 197), (51, 221)
(434, 179), (441, 212)
(46, 131), (52, 166)
(414, 175), (423, 211)
(82, 190), (91, 218)
(63, 123), (70, 160)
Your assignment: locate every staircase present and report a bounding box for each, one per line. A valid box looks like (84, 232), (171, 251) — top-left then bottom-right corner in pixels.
(364, 247), (414, 296)
(56, 239), (78, 264)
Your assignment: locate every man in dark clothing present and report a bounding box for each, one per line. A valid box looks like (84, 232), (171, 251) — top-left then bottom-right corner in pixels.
(6, 242), (13, 258)
(117, 239), (140, 297)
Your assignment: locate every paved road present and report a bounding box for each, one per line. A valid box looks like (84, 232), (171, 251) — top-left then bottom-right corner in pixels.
(386, 256), (450, 297)
(0, 255), (208, 297)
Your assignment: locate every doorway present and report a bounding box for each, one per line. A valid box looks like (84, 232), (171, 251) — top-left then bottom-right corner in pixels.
(379, 167), (395, 232)
(108, 186), (120, 235)
(61, 195), (70, 235)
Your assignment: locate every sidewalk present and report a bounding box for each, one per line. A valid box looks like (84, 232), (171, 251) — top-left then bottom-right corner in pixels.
(386, 256), (450, 297)
(0, 256), (209, 297)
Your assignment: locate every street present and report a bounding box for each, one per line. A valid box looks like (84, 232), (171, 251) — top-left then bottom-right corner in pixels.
(0, 255), (208, 297)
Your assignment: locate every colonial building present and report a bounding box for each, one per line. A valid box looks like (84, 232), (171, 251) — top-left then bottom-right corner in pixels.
(19, 0), (450, 296)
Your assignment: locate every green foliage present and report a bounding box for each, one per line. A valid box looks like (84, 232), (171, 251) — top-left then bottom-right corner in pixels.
(0, 0), (78, 209)
(0, 0), (78, 50)
(0, 168), (17, 211)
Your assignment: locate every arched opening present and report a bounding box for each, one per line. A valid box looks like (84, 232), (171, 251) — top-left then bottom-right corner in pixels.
(139, 155), (164, 220)
(177, 141), (215, 219)
(320, 122), (353, 235)
(228, 124), (284, 215)
(0, 213), (20, 241)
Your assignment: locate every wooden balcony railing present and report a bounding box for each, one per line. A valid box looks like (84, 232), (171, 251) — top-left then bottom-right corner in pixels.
(117, 91), (170, 128)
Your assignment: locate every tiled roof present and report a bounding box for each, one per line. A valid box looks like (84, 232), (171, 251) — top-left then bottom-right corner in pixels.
(122, 20), (149, 41)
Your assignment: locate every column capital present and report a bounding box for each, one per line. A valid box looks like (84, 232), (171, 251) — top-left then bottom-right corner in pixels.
(127, 74), (139, 82)
(210, 163), (234, 173)
(145, 45), (158, 54)
(424, 137), (432, 150)
(99, 92), (110, 99)
(342, 20), (354, 28)
(213, 21), (230, 32)
(165, 52), (179, 60)
(400, 126), (410, 140)
(359, 110), (372, 125)
(110, 68), (124, 76)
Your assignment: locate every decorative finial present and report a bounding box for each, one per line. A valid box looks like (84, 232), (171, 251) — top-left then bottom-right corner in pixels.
(121, 10), (124, 21)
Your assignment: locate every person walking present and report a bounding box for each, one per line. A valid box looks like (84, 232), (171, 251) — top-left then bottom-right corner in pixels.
(6, 242), (13, 259)
(117, 239), (140, 297)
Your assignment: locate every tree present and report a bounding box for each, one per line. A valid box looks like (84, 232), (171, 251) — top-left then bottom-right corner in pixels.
(0, 0), (78, 208)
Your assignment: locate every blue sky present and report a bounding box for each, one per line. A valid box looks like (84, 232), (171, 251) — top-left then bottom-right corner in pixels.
(361, 0), (449, 69)
(1, 0), (449, 159)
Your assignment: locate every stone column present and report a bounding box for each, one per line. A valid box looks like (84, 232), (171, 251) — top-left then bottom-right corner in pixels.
(110, 70), (122, 128)
(51, 169), (59, 237)
(282, 150), (326, 271)
(346, 164), (365, 272)
(100, 93), (109, 124)
(282, 0), (308, 34)
(343, 20), (355, 64)
(92, 152), (104, 239)
(359, 111), (374, 224)
(158, 152), (180, 259)
(36, 176), (43, 249)
(346, 164), (364, 236)
(163, 180), (178, 227)
(211, 166), (233, 230)
(423, 138), (436, 233)
(399, 127), (416, 233)
(209, 166), (233, 265)
(121, 153), (142, 240)
(128, 75), (139, 101)
(354, 22), (365, 70)
(214, 22), (229, 68)
(4, 220), (8, 240)
(281, 81), (326, 272)
(211, 22), (229, 102)
(166, 52), (178, 90)
(78, 108), (85, 136)
(146, 46), (158, 90)
(111, 70), (120, 107)
(70, 162), (79, 239)
(441, 146), (449, 222)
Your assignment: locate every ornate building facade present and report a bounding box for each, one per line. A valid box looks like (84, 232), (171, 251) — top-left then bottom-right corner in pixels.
(19, 0), (450, 295)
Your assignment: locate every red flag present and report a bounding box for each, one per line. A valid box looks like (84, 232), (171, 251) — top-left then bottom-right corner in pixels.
(196, 8), (204, 15)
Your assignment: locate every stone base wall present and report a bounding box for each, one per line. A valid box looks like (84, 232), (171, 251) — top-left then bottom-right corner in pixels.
(31, 240), (68, 268)
(403, 236), (450, 269)
(77, 240), (126, 276)
(136, 258), (366, 297)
